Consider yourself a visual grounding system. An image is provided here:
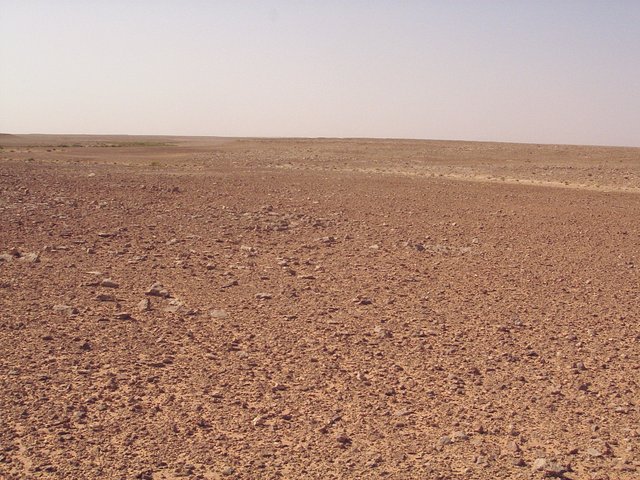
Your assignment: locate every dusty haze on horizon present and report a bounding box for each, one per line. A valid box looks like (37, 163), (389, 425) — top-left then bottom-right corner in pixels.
(1, 0), (639, 147)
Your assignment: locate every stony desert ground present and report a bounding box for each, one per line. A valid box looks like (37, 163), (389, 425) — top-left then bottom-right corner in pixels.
(1, 135), (639, 479)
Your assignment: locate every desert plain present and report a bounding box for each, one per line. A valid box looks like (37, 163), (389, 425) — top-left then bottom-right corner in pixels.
(0, 135), (639, 479)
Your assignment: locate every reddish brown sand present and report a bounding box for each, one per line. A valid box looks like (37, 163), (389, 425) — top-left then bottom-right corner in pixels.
(1, 135), (639, 479)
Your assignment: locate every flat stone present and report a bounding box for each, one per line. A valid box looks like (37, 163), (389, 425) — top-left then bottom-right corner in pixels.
(96, 293), (116, 302)
(100, 279), (119, 288)
(210, 309), (229, 319)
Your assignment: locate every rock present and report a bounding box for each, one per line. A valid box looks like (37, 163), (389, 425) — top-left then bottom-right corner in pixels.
(53, 304), (78, 315)
(137, 298), (151, 312)
(1, 251), (39, 263)
(100, 279), (119, 288)
(96, 293), (116, 302)
(114, 312), (132, 320)
(19, 252), (40, 263)
(164, 304), (184, 314)
(473, 423), (486, 434)
(80, 341), (92, 351)
(532, 458), (548, 471)
(221, 280), (238, 289)
(97, 232), (114, 238)
(505, 440), (521, 454)
(438, 435), (452, 446)
(252, 415), (266, 427)
(512, 458), (526, 467)
(336, 434), (352, 445)
(532, 458), (568, 477)
(319, 236), (336, 244)
(146, 283), (170, 297)
(373, 326), (392, 338)
(210, 309), (228, 319)
(586, 447), (602, 457)
(366, 455), (383, 468)
(451, 431), (469, 442)
(255, 293), (272, 300)
(574, 361), (586, 371)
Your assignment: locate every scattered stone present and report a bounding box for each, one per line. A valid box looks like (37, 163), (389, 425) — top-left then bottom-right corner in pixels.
(252, 415), (266, 427)
(19, 252), (40, 263)
(532, 458), (569, 477)
(114, 312), (132, 320)
(100, 279), (119, 288)
(1, 251), (39, 263)
(210, 309), (228, 319)
(373, 326), (392, 338)
(255, 293), (273, 300)
(80, 341), (92, 351)
(438, 435), (452, 446)
(97, 232), (114, 238)
(146, 283), (170, 297)
(505, 440), (521, 454)
(474, 423), (486, 435)
(96, 293), (116, 302)
(137, 298), (151, 312)
(512, 458), (526, 467)
(336, 434), (352, 446)
(451, 431), (469, 442)
(532, 458), (548, 471)
(319, 236), (336, 244)
(53, 304), (78, 315)
(586, 447), (602, 457)
(573, 361), (586, 371)
(221, 280), (238, 289)
(164, 304), (184, 314)
(196, 418), (211, 429)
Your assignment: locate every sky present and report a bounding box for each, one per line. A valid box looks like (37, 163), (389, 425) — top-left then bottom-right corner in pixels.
(1, 1), (639, 146)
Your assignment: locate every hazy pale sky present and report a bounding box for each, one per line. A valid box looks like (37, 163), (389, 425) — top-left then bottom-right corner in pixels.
(1, 1), (639, 146)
